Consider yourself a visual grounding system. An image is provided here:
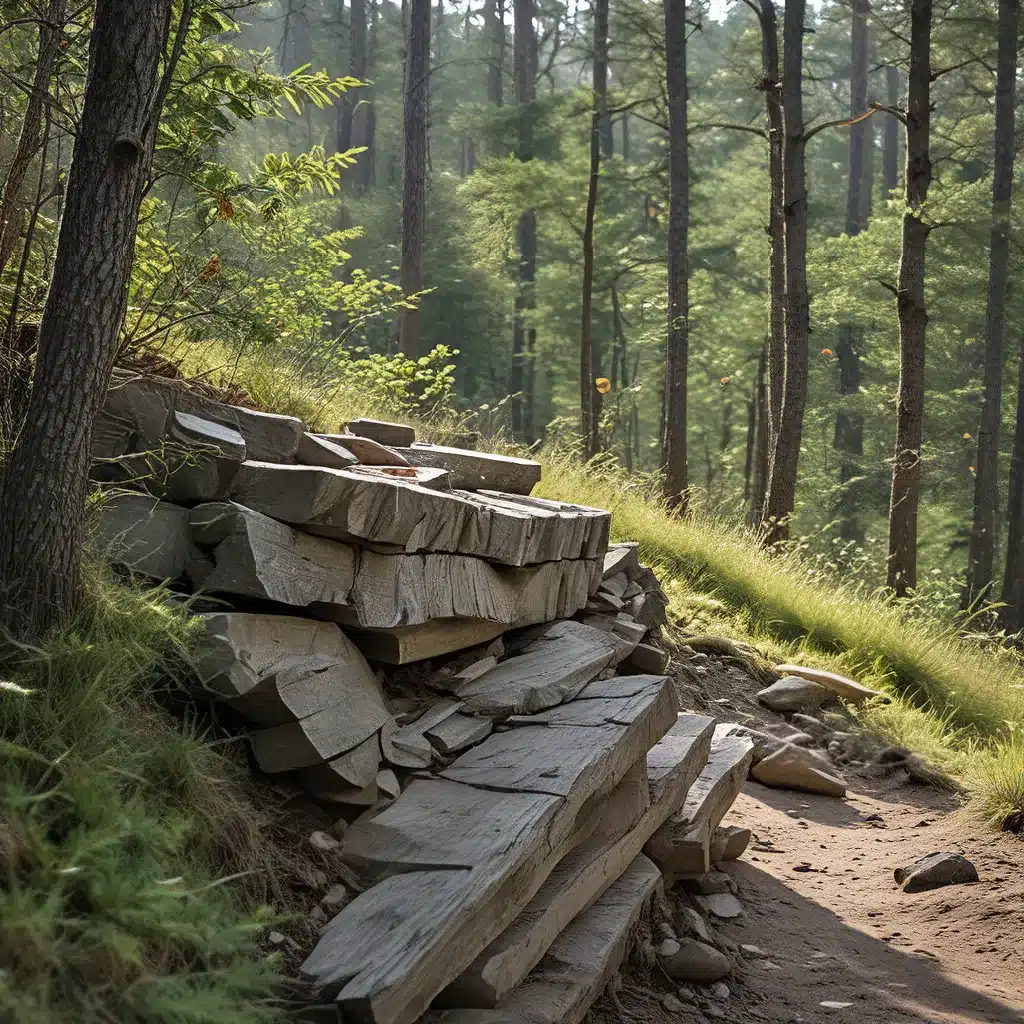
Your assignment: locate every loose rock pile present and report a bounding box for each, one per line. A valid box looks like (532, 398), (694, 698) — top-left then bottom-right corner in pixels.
(89, 373), (874, 1024)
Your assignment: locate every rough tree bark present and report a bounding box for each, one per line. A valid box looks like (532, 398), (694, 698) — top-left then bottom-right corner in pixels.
(763, 0), (809, 546)
(0, 0), (185, 640)
(834, 0), (870, 546)
(752, 0), (784, 515)
(965, 0), (1018, 605)
(579, 0), (608, 458)
(484, 0), (505, 112)
(1003, 344), (1024, 631)
(883, 63), (900, 194)
(886, 0), (931, 597)
(510, 0), (538, 441)
(751, 341), (769, 523)
(398, 0), (431, 358)
(662, 0), (688, 512)
(339, 0), (367, 156)
(0, 0), (67, 281)
(355, 0), (379, 189)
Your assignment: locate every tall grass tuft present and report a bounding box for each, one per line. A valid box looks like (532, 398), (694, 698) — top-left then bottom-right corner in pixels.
(0, 565), (285, 1024)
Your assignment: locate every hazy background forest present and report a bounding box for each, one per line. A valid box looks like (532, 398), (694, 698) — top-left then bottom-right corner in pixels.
(1, 0), (1022, 620)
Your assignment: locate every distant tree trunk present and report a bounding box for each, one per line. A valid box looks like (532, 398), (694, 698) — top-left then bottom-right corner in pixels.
(398, 0), (431, 358)
(0, 0), (67, 280)
(510, 0), (537, 440)
(622, 111), (631, 160)
(883, 64), (900, 194)
(662, 0), (688, 512)
(965, 0), (1019, 606)
(751, 341), (769, 524)
(484, 0), (505, 112)
(755, 0), (784, 502)
(763, 0), (809, 546)
(355, 0), (379, 189)
(459, 3), (476, 175)
(579, 0), (608, 458)
(339, 0), (367, 155)
(0, 0), (184, 641)
(1003, 342), (1024, 631)
(834, 0), (869, 546)
(886, 0), (932, 597)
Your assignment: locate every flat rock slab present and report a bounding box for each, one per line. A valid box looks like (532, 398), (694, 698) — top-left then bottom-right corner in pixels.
(93, 491), (197, 581)
(426, 713), (494, 755)
(348, 464), (452, 490)
(346, 418), (416, 447)
(298, 432), (359, 469)
(301, 678), (676, 1024)
(191, 502), (355, 608)
(646, 724), (754, 876)
(751, 744), (847, 798)
(343, 619), (506, 665)
(710, 825), (751, 862)
(663, 938), (731, 984)
(193, 612), (354, 699)
(425, 857), (661, 1024)
(694, 892), (743, 919)
(757, 676), (835, 713)
(317, 433), (411, 466)
(446, 712), (714, 1007)
(396, 444), (541, 495)
(602, 543), (640, 580)
(894, 852), (979, 893)
(453, 620), (617, 718)
(774, 663), (888, 704)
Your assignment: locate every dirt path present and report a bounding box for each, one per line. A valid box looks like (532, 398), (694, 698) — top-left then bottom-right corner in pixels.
(710, 779), (1024, 1024)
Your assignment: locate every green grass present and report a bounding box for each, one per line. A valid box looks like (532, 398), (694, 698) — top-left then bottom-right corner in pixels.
(0, 567), (289, 1024)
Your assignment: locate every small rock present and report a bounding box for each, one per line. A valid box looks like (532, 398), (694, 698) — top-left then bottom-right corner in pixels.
(684, 870), (734, 895)
(704, 1003), (726, 1019)
(658, 938), (682, 958)
(663, 939), (732, 983)
(716, 934), (739, 955)
(820, 1001), (854, 1010)
(676, 987), (696, 1004)
(308, 906), (327, 928)
(751, 745), (847, 797)
(267, 930), (287, 945)
(677, 906), (713, 944)
(710, 982), (730, 1000)
(791, 713), (832, 741)
(710, 825), (752, 863)
(329, 817), (349, 840)
(741, 944), (768, 958)
(774, 663), (887, 704)
(658, 921), (678, 941)
(894, 852), (979, 893)
(661, 994), (687, 1013)
(308, 830), (341, 854)
(320, 883), (348, 912)
(757, 676), (835, 713)
(863, 813), (884, 822)
(694, 893), (743, 920)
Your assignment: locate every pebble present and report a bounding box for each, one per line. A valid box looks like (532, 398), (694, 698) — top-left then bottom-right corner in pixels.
(267, 930), (287, 945)
(704, 1003), (726, 1019)
(676, 987), (696, 1004)
(695, 893), (743, 919)
(711, 982), (730, 1000)
(658, 938), (682, 958)
(677, 907), (713, 943)
(308, 830), (341, 854)
(663, 939), (732, 983)
(661, 994), (687, 1013)
(741, 944), (768, 957)
(320, 883), (348, 911)
(820, 1001), (854, 1009)
(659, 921), (678, 941)
(894, 852), (979, 893)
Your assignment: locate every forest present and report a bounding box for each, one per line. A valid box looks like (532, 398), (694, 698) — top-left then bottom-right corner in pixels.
(0, 0), (1022, 638)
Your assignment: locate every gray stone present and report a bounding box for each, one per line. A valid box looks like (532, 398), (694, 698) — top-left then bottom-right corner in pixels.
(740, 944), (767, 958)
(676, 907), (712, 944)
(661, 994), (687, 1014)
(346, 417), (415, 447)
(757, 676), (835, 713)
(894, 852), (979, 893)
(710, 982), (730, 1000)
(657, 938), (682, 958)
(683, 871), (734, 896)
(704, 1003), (725, 1019)
(663, 939), (731, 984)
(298, 432), (359, 469)
(791, 713), (833, 741)
(309, 831), (341, 854)
(693, 893), (743, 920)
(775, 663), (887, 704)
(710, 826), (751, 863)
(92, 491), (197, 581)
(396, 443), (541, 494)
(316, 433), (411, 466)
(321, 884), (349, 911)
(751, 744), (847, 797)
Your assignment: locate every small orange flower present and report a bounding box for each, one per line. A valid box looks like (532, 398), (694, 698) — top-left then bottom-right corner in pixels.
(720, 376), (730, 386)
(198, 254), (221, 282)
(59, 38), (68, 49)
(963, 432), (972, 440)
(216, 197), (235, 221)
(595, 377), (611, 394)
(821, 348), (834, 357)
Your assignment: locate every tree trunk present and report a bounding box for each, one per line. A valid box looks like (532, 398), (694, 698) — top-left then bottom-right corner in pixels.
(965, 0), (1018, 605)
(0, 0), (183, 641)
(751, 340), (769, 524)
(398, 0), (431, 358)
(756, 0), (784, 498)
(883, 64), (900, 194)
(0, 0), (68, 280)
(459, 2), (476, 175)
(1002, 341), (1024, 631)
(886, 0), (932, 597)
(339, 0), (367, 156)
(834, 0), (869, 546)
(355, 0), (379, 189)
(763, 0), (809, 546)
(484, 0), (505, 111)
(662, 0), (688, 512)
(510, 0), (538, 441)
(579, 0), (608, 459)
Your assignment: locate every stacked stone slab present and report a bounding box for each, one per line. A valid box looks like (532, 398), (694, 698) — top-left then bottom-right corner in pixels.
(89, 374), (763, 1024)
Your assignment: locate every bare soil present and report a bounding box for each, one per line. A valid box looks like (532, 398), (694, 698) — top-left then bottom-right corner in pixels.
(597, 645), (1024, 1024)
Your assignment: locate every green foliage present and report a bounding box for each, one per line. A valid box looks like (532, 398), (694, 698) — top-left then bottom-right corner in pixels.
(0, 567), (285, 1024)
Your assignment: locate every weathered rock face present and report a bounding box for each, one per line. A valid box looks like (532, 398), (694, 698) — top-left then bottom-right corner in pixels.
(757, 676), (835, 713)
(750, 744), (847, 798)
(894, 852), (979, 892)
(662, 939), (731, 983)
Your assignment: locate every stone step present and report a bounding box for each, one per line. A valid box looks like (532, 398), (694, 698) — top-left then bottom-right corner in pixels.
(299, 675), (677, 1024)
(395, 443), (541, 494)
